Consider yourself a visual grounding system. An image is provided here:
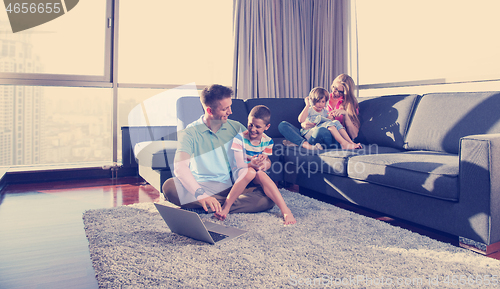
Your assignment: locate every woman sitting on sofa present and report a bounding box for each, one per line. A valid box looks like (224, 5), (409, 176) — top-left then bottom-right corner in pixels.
(278, 73), (360, 149)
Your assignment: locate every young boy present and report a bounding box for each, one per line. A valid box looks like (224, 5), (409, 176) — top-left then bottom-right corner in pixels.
(214, 105), (296, 225)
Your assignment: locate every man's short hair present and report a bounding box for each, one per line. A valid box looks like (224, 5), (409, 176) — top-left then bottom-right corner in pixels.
(200, 84), (233, 110)
(249, 105), (271, 125)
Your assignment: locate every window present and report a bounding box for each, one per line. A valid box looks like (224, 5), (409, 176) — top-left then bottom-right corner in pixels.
(0, 85), (113, 167)
(0, 0), (112, 168)
(355, 0), (500, 92)
(117, 84), (202, 160)
(118, 0), (233, 86)
(117, 0), (233, 164)
(0, 0), (234, 170)
(0, 0), (108, 78)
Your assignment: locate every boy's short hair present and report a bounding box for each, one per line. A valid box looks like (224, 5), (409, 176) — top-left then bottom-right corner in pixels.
(309, 87), (329, 105)
(200, 84), (233, 110)
(249, 105), (271, 125)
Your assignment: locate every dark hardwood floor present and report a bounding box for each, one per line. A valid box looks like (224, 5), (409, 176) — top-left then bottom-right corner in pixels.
(0, 177), (497, 288)
(0, 176), (160, 289)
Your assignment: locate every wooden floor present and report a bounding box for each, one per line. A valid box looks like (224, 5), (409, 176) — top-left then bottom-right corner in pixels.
(0, 176), (160, 289)
(0, 177), (497, 288)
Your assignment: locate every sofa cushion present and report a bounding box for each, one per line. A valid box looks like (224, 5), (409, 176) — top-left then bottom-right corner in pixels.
(279, 145), (402, 177)
(347, 151), (459, 201)
(229, 98), (249, 126)
(245, 98), (305, 139)
(281, 147), (356, 177)
(134, 141), (177, 170)
(176, 96), (204, 131)
(356, 94), (420, 150)
(177, 97), (250, 130)
(405, 91), (500, 154)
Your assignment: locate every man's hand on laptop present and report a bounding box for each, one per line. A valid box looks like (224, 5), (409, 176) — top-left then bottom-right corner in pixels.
(194, 188), (221, 212)
(198, 195), (221, 213)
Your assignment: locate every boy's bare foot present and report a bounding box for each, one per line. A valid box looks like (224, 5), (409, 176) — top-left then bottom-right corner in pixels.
(214, 208), (229, 221)
(283, 212), (296, 225)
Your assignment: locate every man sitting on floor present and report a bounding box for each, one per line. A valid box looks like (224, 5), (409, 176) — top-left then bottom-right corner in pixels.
(162, 84), (275, 215)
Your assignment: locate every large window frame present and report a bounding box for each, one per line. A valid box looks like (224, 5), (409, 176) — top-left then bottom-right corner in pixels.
(0, 0), (117, 169)
(0, 0), (233, 170)
(0, 0), (177, 168)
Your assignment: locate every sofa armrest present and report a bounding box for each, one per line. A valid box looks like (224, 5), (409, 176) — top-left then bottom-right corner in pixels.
(460, 133), (500, 244)
(135, 140), (178, 174)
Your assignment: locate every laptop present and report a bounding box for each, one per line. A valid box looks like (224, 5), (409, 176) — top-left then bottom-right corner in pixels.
(154, 203), (247, 245)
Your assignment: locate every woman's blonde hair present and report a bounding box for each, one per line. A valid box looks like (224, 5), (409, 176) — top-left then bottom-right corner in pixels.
(309, 87), (329, 105)
(331, 74), (360, 128)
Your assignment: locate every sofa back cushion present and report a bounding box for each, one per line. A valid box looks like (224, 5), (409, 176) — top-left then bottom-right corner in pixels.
(405, 91), (500, 154)
(176, 97), (249, 131)
(176, 96), (204, 131)
(356, 94), (420, 150)
(228, 98), (249, 126)
(245, 98), (305, 139)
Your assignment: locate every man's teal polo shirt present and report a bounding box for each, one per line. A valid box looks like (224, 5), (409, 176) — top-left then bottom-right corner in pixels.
(176, 116), (246, 185)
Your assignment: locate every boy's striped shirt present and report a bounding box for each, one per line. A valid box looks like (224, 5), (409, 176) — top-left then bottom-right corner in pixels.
(231, 131), (273, 163)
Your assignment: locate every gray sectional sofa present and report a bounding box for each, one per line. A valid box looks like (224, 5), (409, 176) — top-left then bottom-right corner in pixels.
(132, 91), (500, 251)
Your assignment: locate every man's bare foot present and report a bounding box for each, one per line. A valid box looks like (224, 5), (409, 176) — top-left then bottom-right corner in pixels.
(283, 212), (296, 225)
(341, 142), (362, 149)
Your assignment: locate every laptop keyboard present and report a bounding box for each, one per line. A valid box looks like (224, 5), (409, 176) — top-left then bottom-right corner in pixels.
(208, 231), (229, 242)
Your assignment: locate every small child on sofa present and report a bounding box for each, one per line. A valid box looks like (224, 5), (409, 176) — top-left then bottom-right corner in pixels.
(214, 105), (296, 225)
(299, 87), (362, 149)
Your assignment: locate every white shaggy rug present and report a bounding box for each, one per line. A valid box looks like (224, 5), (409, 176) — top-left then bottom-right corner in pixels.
(83, 189), (500, 288)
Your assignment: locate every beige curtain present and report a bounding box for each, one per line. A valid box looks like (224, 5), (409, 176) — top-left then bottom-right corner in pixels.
(232, 0), (349, 99)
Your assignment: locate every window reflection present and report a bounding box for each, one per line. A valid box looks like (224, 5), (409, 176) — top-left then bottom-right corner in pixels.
(0, 85), (112, 166)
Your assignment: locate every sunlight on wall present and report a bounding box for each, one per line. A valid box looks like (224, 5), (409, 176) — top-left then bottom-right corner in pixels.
(357, 80), (500, 97)
(356, 0), (500, 85)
